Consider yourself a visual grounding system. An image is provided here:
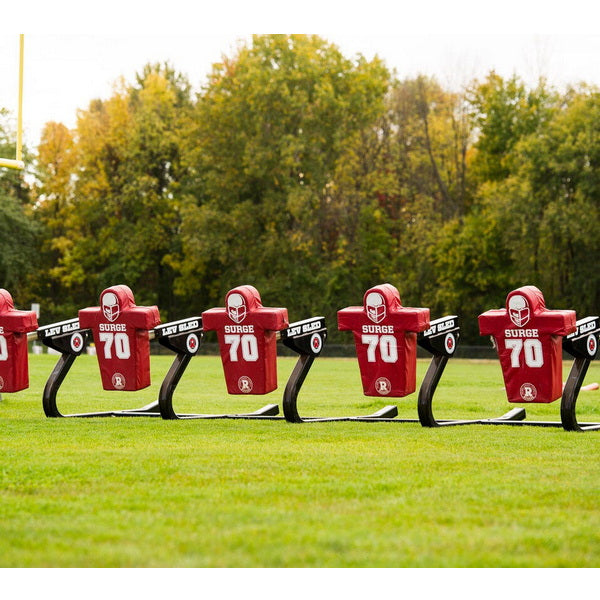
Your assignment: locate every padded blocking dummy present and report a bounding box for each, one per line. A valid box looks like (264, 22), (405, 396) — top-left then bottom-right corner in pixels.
(79, 285), (160, 391)
(0, 289), (39, 392)
(202, 286), (288, 395)
(338, 284), (430, 397)
(478, 285), (576, 403)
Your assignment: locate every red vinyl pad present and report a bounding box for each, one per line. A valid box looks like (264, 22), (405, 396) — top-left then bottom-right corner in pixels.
(338, 284), (430, 397)
(202, 285), (288, 395)
(479, 285), (576, 403)
(0, 289), (38, 393)
(79, 285), (160, 391)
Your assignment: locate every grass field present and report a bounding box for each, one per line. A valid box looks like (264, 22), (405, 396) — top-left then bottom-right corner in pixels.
(1, 353), (599, 567)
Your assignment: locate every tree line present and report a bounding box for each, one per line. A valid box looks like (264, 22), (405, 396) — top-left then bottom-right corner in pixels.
(1, 34), (598, 343)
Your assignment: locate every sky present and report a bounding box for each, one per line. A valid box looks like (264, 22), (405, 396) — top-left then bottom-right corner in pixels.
(2, 2), (600, 151)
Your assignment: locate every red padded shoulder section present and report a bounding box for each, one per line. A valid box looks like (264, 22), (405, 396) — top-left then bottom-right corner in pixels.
(201, 285), (289, 395)
(337, 283), (430, 398)
(479, 285), (575, 337)
(338, 283), (430, 332)
(0, 288), (38, 333)
(78, 285), (160, 391)
(79, 285), (160, 330)
(0, 289), (39, 393)
(202, 285), (288, 332)
(478, 285), (576, 403)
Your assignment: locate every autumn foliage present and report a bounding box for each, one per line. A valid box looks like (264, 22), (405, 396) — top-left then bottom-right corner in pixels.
(1, 35), (598, 342)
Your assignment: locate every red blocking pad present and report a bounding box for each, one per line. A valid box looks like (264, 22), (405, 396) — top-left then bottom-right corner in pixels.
(202, 285), (288, 395)
(79, 285), (160, 391)
(479, 285), (576, 403)
(338, 284), (430, 397)
(0, 289), (38, 393)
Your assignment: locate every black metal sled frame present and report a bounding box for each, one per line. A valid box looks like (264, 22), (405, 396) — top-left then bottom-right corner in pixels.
(158, 317), (328, 420)
(282, 316), (494, 424)
(478, 316), (600, 432)
(39, 317), (204, 418)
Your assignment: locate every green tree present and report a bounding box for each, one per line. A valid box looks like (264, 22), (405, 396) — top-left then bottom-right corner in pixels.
(428, 73), (559, 341)
(323, 75), (475, 318)
(435, 79), (600, 341)
(25, 53), (599, 344)
(33, 64), (194, 318)
(466, 72), (556, 183)
(509, 86), (600, 314)
(0, 111), (37, 305)
(174, 34), (390, 322)
(26, 122), (78, 318)
(433, 182), (519, 340)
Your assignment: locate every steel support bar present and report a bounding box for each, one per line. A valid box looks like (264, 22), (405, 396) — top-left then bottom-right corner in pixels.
(561, 356), (596, 431)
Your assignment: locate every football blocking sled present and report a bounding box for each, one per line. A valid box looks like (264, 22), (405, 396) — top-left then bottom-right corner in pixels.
(478, 285), (600, 431)
(160, 285), (328, 419)
(39, 285), (203, 418)
(283, 283), (482, 424)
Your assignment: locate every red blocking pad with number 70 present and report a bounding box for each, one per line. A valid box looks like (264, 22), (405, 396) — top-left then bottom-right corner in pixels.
(79, 285), (160, 391)
(202, 285), (288, 395)
(338, 284), (430, 398)
(0, 289), (38, 393)
(479, 285), (576, 403)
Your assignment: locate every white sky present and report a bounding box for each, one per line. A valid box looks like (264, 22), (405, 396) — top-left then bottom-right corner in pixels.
(2, 2), (600, 150)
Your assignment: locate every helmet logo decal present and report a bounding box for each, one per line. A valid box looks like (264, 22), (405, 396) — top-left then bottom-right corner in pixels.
(227, 293), (247, 323)
(102, 292), (120, 322)
(508, 294), (530, 328)
(365, 292), (386, 324)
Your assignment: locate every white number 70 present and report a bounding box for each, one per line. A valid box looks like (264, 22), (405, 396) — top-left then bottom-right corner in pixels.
(224, 333), (259, 362)
(98, 332), (131, 359)
(361, 334), (398, 363)
(505, 338), (543, 368)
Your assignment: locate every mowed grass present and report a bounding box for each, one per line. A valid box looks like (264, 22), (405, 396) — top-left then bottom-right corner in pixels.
(1, 353), (599, 567)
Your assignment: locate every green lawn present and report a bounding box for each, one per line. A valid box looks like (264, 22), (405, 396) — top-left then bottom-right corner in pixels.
(1, 353), (599, 567)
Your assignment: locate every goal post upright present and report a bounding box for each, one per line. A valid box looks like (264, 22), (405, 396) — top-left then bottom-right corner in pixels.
(0, 34), (25, 170)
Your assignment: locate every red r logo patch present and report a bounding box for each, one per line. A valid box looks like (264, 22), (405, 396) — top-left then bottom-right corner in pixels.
(519, 382), (537, 402)
(375, 377), (391, 395)
(112, 373), (126, 390)
(238, 376), (253, 393)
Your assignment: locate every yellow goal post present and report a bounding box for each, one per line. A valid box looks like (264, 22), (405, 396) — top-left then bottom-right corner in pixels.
(0, 34), (25, 170)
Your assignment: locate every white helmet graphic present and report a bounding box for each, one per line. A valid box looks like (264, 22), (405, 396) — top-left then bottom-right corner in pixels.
(227, 292), (247, 323)
(365, 292), (386, 324)
(102, 292), (120, 322)
(508, 294), (530, 327)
